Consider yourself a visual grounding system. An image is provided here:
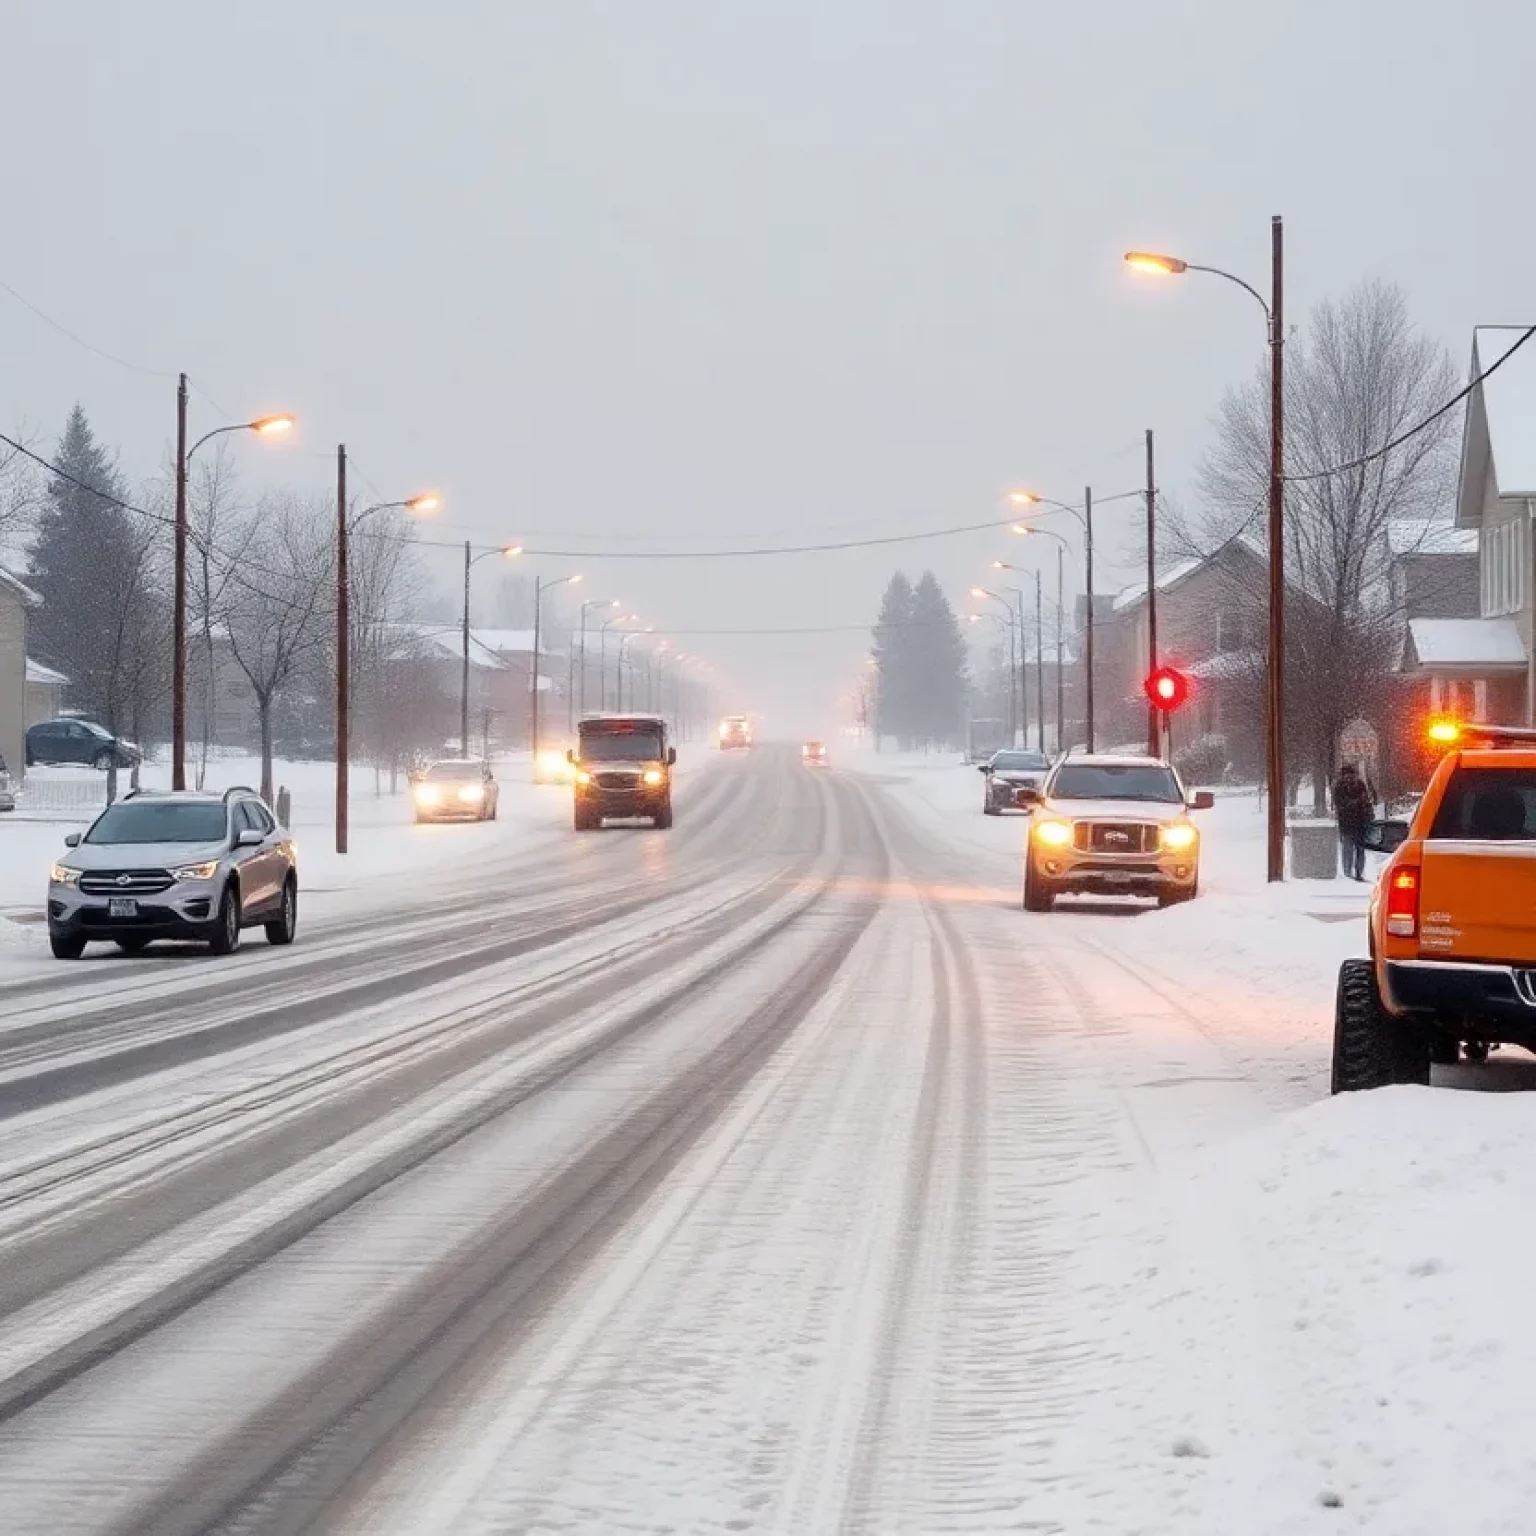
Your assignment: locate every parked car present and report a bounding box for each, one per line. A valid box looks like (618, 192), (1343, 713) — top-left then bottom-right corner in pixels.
(411, 758), (500, 823)
(979, 748), (1050, 814)
(46, 786), (297, 959)
(26, 717), (141, 770)
(0, 752), (13, 813)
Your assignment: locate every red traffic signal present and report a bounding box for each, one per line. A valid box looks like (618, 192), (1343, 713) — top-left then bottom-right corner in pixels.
(1144, 666), (1189, 712)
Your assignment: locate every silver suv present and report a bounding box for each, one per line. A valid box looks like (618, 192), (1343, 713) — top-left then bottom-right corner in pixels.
(47, 787), (298, 959)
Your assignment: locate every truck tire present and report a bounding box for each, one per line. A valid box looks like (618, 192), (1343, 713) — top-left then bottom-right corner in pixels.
(654, 802), (673, 830)
(1330, 958), (1430, 1093)
(1022, 861), (1055, 913)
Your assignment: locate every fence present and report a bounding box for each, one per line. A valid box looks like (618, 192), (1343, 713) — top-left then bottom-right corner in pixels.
(17, 771), (112, 816)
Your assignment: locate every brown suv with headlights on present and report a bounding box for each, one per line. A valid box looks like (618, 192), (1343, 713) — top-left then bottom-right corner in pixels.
(571, 713), (676, 830)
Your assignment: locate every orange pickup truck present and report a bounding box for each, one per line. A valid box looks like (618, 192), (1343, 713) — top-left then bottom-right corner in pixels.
(1333, 722), (1536, 1092)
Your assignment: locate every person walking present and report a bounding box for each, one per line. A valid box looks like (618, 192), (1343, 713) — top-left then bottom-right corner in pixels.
(1333, 761), (1373, 881)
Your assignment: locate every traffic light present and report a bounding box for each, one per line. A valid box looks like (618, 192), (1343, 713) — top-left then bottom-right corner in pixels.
(1144, 666), (1189, 712)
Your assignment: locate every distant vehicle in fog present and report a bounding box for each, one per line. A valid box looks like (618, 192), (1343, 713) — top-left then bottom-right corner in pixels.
(718, 715), (752, 750)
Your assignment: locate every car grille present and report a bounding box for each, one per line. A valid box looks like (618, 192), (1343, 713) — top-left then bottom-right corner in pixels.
(79, 868), (175, 896)
(1074, 822), (1158, 854)
(593, 772), (641, 790)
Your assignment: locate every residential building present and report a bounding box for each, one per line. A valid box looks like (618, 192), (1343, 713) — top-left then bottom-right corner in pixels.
(25, 657), (69, 725)
(0, 567), (39, 777)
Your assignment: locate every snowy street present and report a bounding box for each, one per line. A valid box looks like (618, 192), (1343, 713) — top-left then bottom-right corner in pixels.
(0, 747), (1531, 1534)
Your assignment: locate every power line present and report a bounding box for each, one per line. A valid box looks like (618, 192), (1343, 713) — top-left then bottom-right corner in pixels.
(1284, 323), (1536, 485)
(0, 272), (178, 381)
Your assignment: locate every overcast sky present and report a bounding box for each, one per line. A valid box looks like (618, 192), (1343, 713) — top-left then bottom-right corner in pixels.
(2, 0), (1531, 733)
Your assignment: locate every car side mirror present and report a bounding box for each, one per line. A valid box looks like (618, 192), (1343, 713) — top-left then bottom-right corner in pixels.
(668, 747), (677, 766)
(566, 749), (576, 765)
(1188, 791), (1216, 811)
(236, 828), (264, 848)
(1362, 819), (1410, 854)
(977, 764), (991, 774)
(1013, 785), (1040, 808)
(64, 832), (81, 848)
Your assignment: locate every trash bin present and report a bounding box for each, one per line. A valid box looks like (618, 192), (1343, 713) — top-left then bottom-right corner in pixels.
(276, 787), (292, 828)
(1289, 818), (1338, 880)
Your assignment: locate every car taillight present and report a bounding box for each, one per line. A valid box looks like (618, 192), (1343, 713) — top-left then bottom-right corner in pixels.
(1385, 866), (1420, 938)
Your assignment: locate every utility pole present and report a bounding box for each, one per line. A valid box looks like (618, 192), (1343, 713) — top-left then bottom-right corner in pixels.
(529, 576), (544, 780)
(1035, 569), (1045, 754)
(172, 374), (189, 791)
(1267, 215), (1286, 882)
(1146, 428), (1160, 759)
(335, 444), (349, 855)
(461, 541), (472, 757)
(1055, 542), (1065, 754)
(1084, 485), (1096, 753)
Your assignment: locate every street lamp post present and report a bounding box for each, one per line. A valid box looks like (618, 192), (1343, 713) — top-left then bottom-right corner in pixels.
(462, 542), (523, 757)
(1125, 219), (1285, 879)
(970, 587), (1018, 745)
(995, 549), (1068, 754)
(334, 443), (438, 854)
(530, 572), (582, 780)
(171, 374), (293, 790)
(577, 598), (621, 722)
(599, 612), (636, 712)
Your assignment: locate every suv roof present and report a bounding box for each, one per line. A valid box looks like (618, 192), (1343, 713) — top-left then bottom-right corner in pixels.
(1054, 752), (1166, 770)
(580, 713), (666, 727)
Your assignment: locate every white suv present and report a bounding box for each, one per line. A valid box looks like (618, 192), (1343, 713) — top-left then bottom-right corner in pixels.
(47, 788), (298, 959)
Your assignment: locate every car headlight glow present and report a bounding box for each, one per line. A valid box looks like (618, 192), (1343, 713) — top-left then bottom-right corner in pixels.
(50, 863), (81, 886)
(457, 784), (485, 803)
(574, 769), (593, 786)
(414, 784), (441, 806)
(1032, 819), (1073, 848)
(643, 768), (664, 786)
(1159, 822), (1198, 851)
(539, 750), (569, 779)
(171, 860), (221, 881)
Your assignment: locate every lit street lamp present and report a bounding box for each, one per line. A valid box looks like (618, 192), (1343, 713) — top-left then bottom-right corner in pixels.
(171, 375), (293, 790)
(335, 441), (438, 853)
(994, 558), (1061, 754)
(462, 542), (523, 756)
(576, 598), (622, 724)
(599, 611), (638, 711)
(530, 573), (582, 779)
(970, 586), (1020, 747)
(1125, 219), (1286, 881)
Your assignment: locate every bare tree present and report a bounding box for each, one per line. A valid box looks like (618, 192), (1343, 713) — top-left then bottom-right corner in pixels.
(0, 427), (43, 561)
(219, 492), (333, 802)
(1173, 280), (1459, 805)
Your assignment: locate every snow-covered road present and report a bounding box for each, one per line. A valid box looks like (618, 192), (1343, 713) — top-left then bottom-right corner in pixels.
(0, 747), (1532, 1534)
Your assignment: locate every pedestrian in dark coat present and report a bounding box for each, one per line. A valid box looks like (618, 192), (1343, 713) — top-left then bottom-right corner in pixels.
(1333, 762), (1373, 880)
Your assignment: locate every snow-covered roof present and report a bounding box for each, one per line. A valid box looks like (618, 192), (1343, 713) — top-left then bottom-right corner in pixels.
(1187, 649), (1262, 682)
(1407, 617), (1525, 670)
(25, 657), (68, 686)
(0, 566), (40, 607)
(1112, 557), (1204, 613)
(473, 628), (538, 656)
(391, 623), (509, 670)
(1474, 326), (1536, 497)
(1386, 520), (1478, 558)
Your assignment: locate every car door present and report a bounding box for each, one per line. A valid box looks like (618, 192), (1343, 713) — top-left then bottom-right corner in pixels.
(65, 723), (95, 765)
(232, 802), (274, 913)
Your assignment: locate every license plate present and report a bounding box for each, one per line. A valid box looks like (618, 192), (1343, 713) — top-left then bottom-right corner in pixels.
(108, 898), (139, 918)
(1101, 871), (1135, 884)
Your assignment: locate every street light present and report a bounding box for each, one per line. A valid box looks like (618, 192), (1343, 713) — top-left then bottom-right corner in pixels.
(576, 598), (622, 723)
(971, 586), (1020, 747)
(599, 611), (638, 711)
(461, 542), (524, 756)
(529, 573), (581, 778)
(616, 627), (654, 712)
(994, 558), (1062, 754)
(1125, 219), (1285, 882)
(171, 374), (295, 789)
(334, 441), (439, 854)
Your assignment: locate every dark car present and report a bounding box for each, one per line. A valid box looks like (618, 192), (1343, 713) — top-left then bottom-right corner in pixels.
(571, 713), (675, 829)
(980, 749), (1051, 814)
(27, 717), (142, 770)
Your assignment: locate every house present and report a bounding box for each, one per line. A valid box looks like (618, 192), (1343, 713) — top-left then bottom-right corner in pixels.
(1443, 324), (1536, 722)
(25, 657), (69, 725)
(0, 567), (40, 777)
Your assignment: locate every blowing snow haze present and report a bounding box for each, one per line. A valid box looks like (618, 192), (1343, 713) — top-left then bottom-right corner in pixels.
(4, 0), (1531, 731)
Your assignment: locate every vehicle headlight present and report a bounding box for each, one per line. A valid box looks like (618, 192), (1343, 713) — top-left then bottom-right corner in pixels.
(50, 863), (81, 886)
(415, 784), (441, 805)
(1159, 822), (1198, 851)
(574, 769), (593, 786)
(457, 784), (484, 803)
(539, 751), (568, 779)
(643, 768), (664, 786)
(1032, 819), (1073, 848)
(172, 860), (221, 882)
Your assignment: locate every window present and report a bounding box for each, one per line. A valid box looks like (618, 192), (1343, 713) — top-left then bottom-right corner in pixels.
(1482, 516), (1528, 618)
(87, 802), (230, 844)
(1428, 768), (1536, 841)
(239, 801), (275, 835)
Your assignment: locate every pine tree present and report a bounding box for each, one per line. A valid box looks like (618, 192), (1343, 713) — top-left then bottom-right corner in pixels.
(28, 406), (163, 733)
(872, 572), (916, 747)
(909, 571), (968, 748)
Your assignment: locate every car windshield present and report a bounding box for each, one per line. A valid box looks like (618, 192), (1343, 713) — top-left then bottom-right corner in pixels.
(1050, 763), (1183, 803)
(426, 761), (484, 781)
(85, 802), (228, 844)
(581, 729), (664, 762)
(1428, 768), (1536, 840)
(993, 752), (1048, 771)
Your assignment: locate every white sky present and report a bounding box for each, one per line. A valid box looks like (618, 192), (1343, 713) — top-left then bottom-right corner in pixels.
(2, 0), (1532, 734)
